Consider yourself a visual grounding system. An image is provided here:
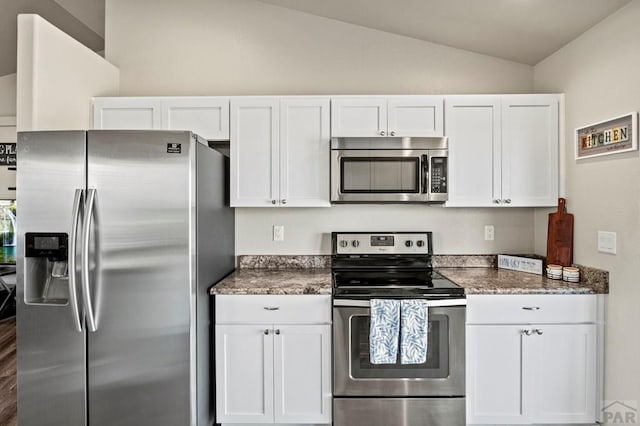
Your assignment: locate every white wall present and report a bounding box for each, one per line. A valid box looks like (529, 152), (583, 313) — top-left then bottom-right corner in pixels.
(105, 0), (538, 255)
(105, 0), (533, 96)
(0, 74), (17, 117)
(16, 14), (119, 131)
(238, 206), (534, 255)
(534, 0), (640, 414)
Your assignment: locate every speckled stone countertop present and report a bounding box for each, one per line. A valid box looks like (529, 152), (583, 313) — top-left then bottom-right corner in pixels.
(437, 267), (608, 294)
(210, 268), (332, 295)
(210, 255), (608, 295)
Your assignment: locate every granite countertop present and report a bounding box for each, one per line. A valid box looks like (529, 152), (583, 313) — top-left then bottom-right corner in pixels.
(437, 267), (608, 294)
(210, 255), (608, 296)
(210, 268), (332, 295)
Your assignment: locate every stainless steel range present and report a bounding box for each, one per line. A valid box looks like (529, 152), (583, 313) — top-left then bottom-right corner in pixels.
(332, 232), (466, 426)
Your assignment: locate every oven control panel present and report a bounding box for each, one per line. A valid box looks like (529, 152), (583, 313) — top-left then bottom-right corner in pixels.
(334, 232), (431, 255)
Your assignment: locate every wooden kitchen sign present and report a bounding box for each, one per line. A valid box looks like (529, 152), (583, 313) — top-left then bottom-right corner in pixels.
(575, 112), (637, 159)
(0, 143), (16, 166)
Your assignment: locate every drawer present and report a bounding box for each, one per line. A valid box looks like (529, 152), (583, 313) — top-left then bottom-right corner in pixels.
(215, 295), (331, 324)
(466, 294), (598, 324)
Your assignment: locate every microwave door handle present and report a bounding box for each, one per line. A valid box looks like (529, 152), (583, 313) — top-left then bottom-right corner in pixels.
(421, 154), (429, 194)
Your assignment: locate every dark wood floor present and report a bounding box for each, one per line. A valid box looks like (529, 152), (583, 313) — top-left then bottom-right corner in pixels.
(0, 318), (16, 426)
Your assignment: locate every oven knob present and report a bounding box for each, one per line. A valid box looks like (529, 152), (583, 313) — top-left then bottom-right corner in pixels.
(405, 240), (413, 247)
(417, 240), (425, 247)
(339, 240), (348, 248)
(351, 240), (360, 247)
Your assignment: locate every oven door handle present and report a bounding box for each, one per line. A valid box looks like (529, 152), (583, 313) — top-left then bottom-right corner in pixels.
(333, 298), (467, 308)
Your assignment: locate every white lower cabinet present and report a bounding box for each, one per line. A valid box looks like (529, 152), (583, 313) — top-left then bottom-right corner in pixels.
(215, 295), (332, 425)
(466, 295), (601, 425)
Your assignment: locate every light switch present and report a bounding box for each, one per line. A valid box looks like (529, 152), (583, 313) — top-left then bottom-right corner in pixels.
(484, 225), (494, 241)
(597, 231), (616, 254)
(273, 225), (284, 242)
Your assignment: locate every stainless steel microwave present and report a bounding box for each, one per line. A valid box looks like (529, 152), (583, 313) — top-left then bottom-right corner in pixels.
(330, 137), (448, 203)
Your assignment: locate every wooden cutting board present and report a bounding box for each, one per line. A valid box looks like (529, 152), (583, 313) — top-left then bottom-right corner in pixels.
(546, 198), (574, 266)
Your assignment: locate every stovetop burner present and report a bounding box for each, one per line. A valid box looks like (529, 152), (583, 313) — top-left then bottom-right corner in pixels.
(331, 232), (464, 299)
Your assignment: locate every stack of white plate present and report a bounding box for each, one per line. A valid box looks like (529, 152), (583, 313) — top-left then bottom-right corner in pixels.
(563, 267), (580, 282)
(546, 264), (563, 280)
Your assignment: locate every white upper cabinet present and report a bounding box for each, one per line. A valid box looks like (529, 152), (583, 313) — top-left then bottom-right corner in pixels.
(162, 97), (230, 140)
(445, 96), (501, 207)
(231, 97), (331, 207)
(331, 96), (444, 137)
(230, 98), (279, 207)
(93, 97), (230, 140)
(331, 98), (386, 137)
(501, 95), (559, 207)
(279, 98), (331, 207)
(445, 94), (560, 207)
(93, 98), (162, 130)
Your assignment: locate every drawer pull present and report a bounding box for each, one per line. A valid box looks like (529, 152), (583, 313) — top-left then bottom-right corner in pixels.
(264, 329), (270, 335)
(522, 306), (540, 311)
(534, 329), (543, 335)
(7, 187), (16, 191)
(263, 307), (280, 311)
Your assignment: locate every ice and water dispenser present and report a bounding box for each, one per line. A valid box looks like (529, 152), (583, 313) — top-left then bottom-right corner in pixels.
(24, 232), (70, 305)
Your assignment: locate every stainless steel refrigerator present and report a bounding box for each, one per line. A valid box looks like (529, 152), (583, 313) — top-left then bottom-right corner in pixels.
(16, 130), (234, 426)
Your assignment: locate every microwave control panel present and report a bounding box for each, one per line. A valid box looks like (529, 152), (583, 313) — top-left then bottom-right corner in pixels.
(431, 157), (447, 194)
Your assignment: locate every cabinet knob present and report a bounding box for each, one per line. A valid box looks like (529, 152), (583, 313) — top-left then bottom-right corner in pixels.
(281, 199), (287, 205)
(504, 199), (512, 204)
(264, 329), (270, 335)
(275, 329), (281, 335)
(271, 200), (277, 205)
(534, 329), (543, 335)
(493, 199), (501, 204)
(380, 130), (386, 136)
(390, 131), (396, 136)
(522, 329), (533, 336)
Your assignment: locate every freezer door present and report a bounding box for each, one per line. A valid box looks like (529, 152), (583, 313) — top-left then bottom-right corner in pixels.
(85, 130), (194, 426)
(17, 131), (87, 426)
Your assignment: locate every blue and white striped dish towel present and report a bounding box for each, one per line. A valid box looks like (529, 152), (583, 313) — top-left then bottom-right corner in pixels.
(369, 299), (400, 364)
(400, 299), (429, 364)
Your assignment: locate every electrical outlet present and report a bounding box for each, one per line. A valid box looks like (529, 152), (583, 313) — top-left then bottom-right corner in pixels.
(484, 225), (495, 241)
(597, 231), (616, 254)
(273, 225), (284, 242)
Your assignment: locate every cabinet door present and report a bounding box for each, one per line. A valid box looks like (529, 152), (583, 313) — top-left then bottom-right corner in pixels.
(501, 95), (559, 207)
(531, 324), (597, 424)
(230, 98), (280, 207)
(92, 98), (162, 129)
(466, 324), (532, 424)
(273, 325), (331, 424)
(162, 97), (229, 140)
(387, 96), (443, 137)
(445, 96), (501, 207)
(279, 98), (330, 207)
(215, 324), (274, 423)
(331, 98), (387, 137)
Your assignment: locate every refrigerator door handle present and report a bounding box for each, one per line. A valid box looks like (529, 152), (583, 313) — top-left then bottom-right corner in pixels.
(68, 189), (84, 332)
(81, 188), (98, 332)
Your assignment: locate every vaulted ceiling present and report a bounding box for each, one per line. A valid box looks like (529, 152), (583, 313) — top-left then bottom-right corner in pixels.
(0, 0), (104, 76)
(0, 0), (633, 77)
(256, 0), (632, 65)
